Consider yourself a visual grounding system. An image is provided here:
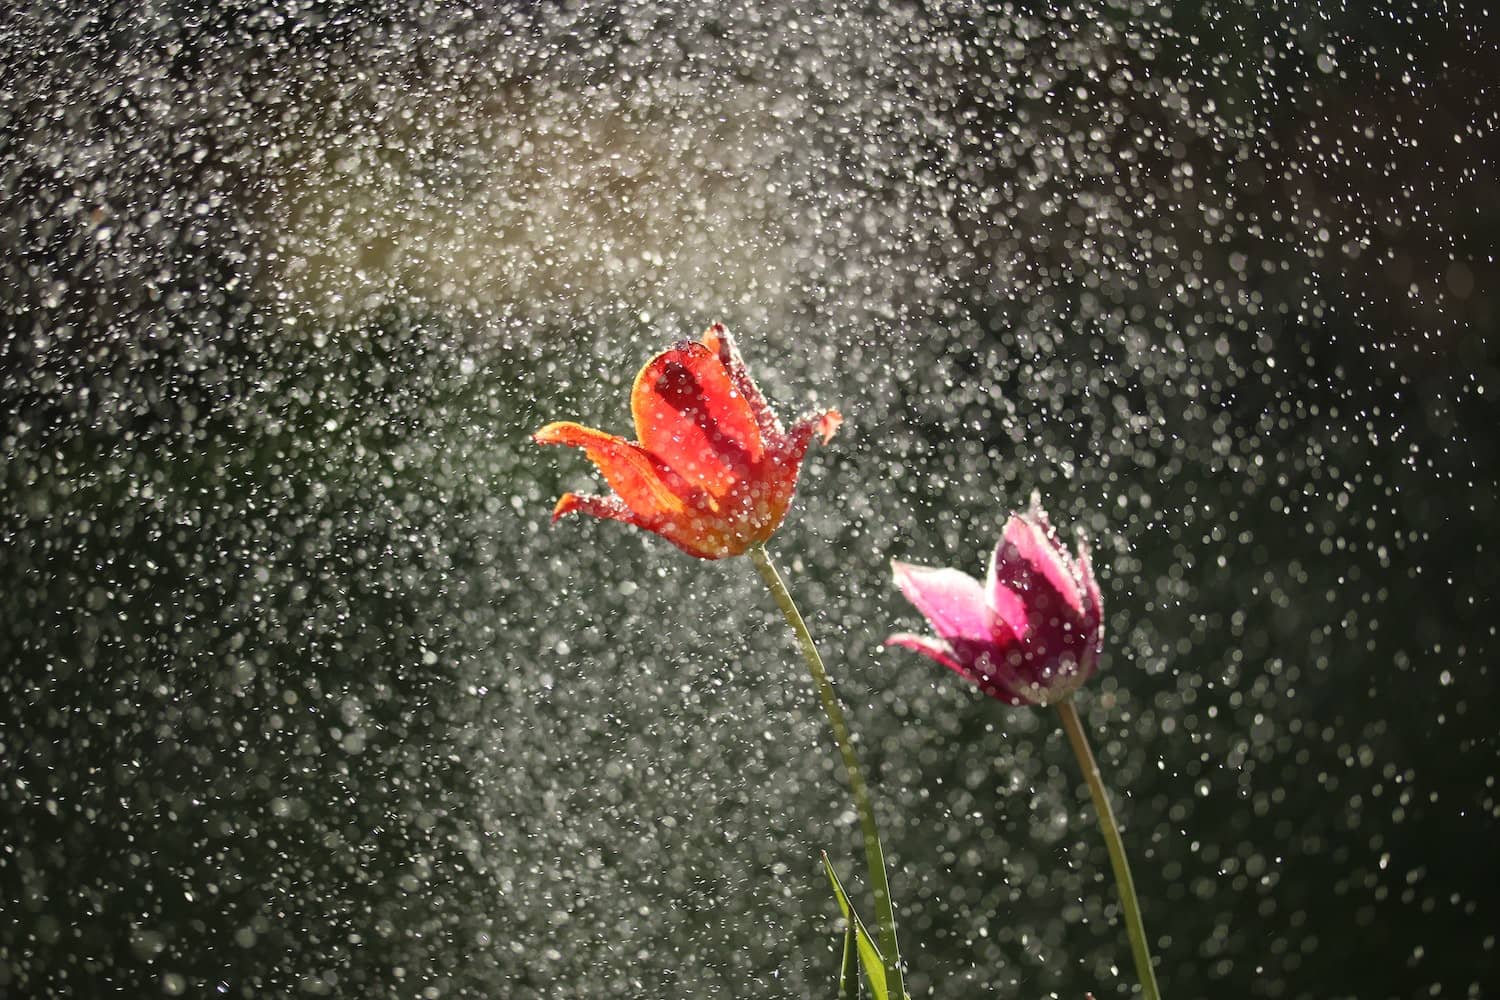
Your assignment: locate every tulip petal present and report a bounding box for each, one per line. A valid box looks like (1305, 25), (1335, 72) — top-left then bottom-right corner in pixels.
(984, 578), (1031, 640)
(699, 324), (783, 441)
(989, 513), (1086, 619)
(885, 632), (966, 672)
(890, 561), (994, 644)
(552, 491), (637, 525)
(631, 341), (765, 496)
(534, 421), (690, 520)
(791, 409), (843, 448)
(764, 407), (841, 495)
(887, 633), (1029, 705)
(551, 492), (726, 559)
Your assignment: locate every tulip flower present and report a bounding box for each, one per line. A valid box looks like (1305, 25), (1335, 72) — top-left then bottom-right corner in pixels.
(888, 499), (1162, 1000)
(533, 324), (841, 559)
(888, 503), (1103, 706)
(535, 326), (905, 996)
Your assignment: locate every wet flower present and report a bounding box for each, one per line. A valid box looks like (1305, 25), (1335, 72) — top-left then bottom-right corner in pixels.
(888, 500), (1103, 705)
(534, 324), (841, 559)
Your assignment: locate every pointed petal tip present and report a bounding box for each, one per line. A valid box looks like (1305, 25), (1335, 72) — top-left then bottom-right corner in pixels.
(533, 420), (597, 448)
(885, 631), (946, 655)
(699, 323), (741, 374)
(886, 632), (976, 682)
(698, 322), (735, 362)
(785, 408), (843, 453)
(1002, 510), (1032, 537)
(815, 409), (843, 444)
(889, 558), (922, 583)
(550, 492), (582, 522)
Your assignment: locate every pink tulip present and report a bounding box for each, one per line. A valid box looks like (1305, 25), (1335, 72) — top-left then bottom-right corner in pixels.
(888, 501), (1103, 706)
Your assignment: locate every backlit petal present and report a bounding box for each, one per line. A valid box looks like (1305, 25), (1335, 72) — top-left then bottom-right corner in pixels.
(886, 632), (969, 674)
(534, 421), (689, 521)
(552, 491), (726, 559)
(889, 502), (1105, 706)
(888, 634), (1028, 705)
(775, 408), (842, 473)
(553, 491), (639, 525)
(989, 513), (1085, 617)
(984, 577), (1031, 640)
(890, 560), (994, 644)
(631, 341), (765, 496)
(798, 409), (844, 447)
(699, 324), (782, 441)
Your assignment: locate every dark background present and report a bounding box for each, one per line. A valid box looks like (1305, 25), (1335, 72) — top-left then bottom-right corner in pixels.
(2, 2), (1496, 997)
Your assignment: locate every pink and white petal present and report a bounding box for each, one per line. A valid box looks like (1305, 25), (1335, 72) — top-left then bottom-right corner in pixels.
(1026, 491), (1055, 535)
(984, 573), (1032, 640)
(891, 561), (995, 644)
(886, 632), (1005, 694)
(885, 632), (968, 673)
(991, 513), (1086, 616)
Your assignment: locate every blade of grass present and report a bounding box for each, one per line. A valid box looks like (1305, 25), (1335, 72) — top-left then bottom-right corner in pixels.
(822, 851), (888, 1000)
(839, 926), (860, 1000)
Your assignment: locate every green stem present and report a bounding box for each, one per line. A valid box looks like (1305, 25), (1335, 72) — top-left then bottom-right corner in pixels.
(1056, 698), (1162, 1000)
(749, 544), (904, 998)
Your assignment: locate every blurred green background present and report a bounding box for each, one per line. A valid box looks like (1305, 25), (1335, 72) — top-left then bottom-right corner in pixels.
(2, 2), (1496, 997)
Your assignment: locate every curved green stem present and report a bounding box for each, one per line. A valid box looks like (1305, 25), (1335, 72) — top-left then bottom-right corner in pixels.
(749, 545), (904, 998)
(1057, 698), (1162, 1000)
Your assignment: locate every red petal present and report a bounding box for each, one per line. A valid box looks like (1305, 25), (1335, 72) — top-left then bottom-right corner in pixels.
(534, 421), (690, 520)
(777, 408), (842, 469)
(630, 341), (765, 497)
(728, 407), (840, 541)
(553, 491), (633, 524)
(550, 491), (726, 559)
(699, 324), (783, 441)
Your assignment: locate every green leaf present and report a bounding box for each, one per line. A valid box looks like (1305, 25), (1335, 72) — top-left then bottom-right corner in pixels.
(822, 851), (888, 1000)
(839, 926), (860, 1000)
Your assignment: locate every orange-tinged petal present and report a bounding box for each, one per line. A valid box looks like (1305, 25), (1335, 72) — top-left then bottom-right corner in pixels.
(551, 491), (729, 559)
(809, 409), (842, 445)
(533, 421), (689, 520)
(777, 408), (842, 468)
(699, 323), (783, 441)
(630, 341), (764, 496)
(552, 491), (633, 524)
(725, 407), (840, 547)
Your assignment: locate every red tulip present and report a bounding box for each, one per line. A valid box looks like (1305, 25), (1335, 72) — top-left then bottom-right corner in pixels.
(534, 324), (842, 560)
(888, 501), (1103, 706)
